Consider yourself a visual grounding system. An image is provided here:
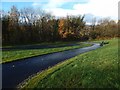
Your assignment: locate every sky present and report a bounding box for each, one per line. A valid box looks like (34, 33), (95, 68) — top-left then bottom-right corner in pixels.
(1, 0), (119, 23)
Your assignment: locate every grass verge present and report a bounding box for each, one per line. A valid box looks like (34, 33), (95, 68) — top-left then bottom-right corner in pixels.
(2, 41), (82, 48)
(19, 38), (119, 89)
(2, 43), (91, 63)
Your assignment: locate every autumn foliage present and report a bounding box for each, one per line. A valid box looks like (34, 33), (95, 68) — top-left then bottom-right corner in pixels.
(1, 6), (118, 45)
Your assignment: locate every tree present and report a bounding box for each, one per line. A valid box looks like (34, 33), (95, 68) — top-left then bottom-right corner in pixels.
(2, 15), (10, 44)
(91, 17), (96, 31)
(8, 5), (20, 44)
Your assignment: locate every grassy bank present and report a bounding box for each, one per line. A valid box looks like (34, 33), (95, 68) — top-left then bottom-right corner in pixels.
(2, 41), (82, 48)
(20, 38), (119, 89)
(2, 43), (91, 64)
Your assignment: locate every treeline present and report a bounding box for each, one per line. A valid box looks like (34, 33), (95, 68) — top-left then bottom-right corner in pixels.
(1, 6), (118, 45)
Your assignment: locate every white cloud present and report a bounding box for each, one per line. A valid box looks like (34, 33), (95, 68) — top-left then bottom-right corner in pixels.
(45, 0), (65, 8)
(44, 0), (118, 20)
(43, 0), (81, 17)
(73, 0), (118, 19)
(8, 0), (117, 20)
(32, 2), (39, 6)
(32, 2), (40, 6)
(45, 8), (78, 17)
(32, 0), (68, 8)
(32, 0), (68, 12)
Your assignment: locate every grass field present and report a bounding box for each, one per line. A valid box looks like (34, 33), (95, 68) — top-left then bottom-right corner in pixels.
(19, 38), (119, 89)
(2, 42), (91, 63)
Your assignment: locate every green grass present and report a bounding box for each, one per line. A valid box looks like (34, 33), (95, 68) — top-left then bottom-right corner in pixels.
(2, 43), (90, 63)
(19, 38), (119, 89)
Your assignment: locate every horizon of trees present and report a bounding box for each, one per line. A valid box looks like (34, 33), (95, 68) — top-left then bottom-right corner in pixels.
(1, 6), (119, 45)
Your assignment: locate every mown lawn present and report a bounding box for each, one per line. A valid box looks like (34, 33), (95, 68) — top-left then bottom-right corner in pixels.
(2, 43), (90, 63)
(19, 38), (119, 89)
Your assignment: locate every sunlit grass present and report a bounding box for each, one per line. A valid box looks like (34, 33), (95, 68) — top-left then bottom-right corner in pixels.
(20, 38), (119, 89)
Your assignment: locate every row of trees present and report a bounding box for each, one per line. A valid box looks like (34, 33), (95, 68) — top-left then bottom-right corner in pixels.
(1, 6), (119, 45)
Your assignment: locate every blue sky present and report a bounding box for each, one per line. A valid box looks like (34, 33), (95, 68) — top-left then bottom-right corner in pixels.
(1, 0), (118, 23)
(2, 2), (34, 11)
(1, 1), (89, 18)
(2, 1), (89, 11)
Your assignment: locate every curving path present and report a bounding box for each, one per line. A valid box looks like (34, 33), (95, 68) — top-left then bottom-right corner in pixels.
(2, 43), (101, 89)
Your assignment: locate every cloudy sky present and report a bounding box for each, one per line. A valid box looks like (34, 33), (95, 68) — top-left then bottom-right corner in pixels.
(1, 0), (119, 23)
